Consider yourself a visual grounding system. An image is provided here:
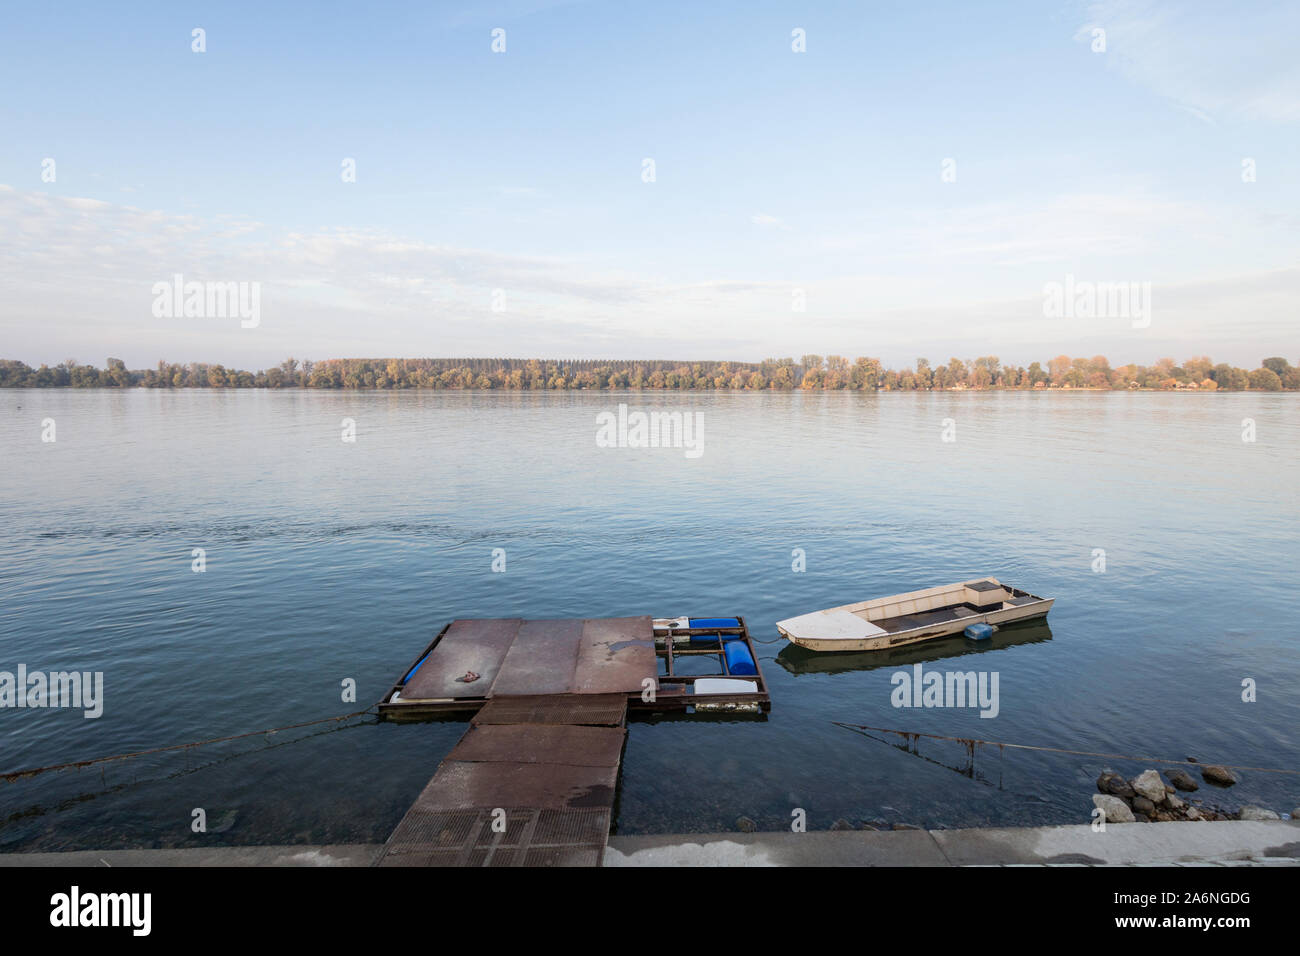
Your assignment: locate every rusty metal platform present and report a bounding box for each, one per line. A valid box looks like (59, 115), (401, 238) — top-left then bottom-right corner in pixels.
(380, 616), (662, 718)
(399, 618), (521, 701)
(489, 618), (584, 696)
(572, 616), (657, 694)
(379, 615), (769, 718)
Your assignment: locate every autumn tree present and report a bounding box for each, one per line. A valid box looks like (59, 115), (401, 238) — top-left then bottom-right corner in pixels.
(1249, 367), (1283, 391)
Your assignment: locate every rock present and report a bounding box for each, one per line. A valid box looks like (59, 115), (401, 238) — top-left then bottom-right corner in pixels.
(735, 816), (757, 832)
(1133, 812), (1150, 822)
(1167, 769), (1199, 792)
(1093, 794), (1136, 823)
(1133, 796), (1156, 815)
(1185, 807), (1202, 821)
(1154, 811), (1173, 822)
(891, 822), (921, 831)
(1097, 771), (1136, 799)
(1201, 765), (1238, 786)
(1131, 770), (1167, 802)
(1166, 794), (1186, 811)
(830, 818), (853, 831)
(1238, 806), (1280, 821)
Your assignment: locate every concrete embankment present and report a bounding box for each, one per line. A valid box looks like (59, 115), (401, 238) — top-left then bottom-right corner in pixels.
(2, 821), (1297, 867)
(605, 820), (1300, 867)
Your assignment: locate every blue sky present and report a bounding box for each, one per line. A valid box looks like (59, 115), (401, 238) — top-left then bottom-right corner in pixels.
(2, 0), (1297, 368)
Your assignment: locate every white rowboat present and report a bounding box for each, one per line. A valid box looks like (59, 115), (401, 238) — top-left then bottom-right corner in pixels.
(776, 577), (1053, 652)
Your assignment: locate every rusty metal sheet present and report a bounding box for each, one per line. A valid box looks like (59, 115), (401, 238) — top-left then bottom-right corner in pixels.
(400, 619), (521, 700)
(572, 616), (657, 695)
(413, 760), (618, 811)
(448, 724), (625, 767)
(521, 847), (603, 867)
(473, 693), (628, 726)
(489, 618), (583, 696)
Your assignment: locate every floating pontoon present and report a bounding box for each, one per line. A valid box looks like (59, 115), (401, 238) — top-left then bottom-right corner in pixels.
(378, 614), (769, 719)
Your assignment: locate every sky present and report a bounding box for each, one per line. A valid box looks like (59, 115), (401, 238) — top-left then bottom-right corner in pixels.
(1, 0), (1297, 370)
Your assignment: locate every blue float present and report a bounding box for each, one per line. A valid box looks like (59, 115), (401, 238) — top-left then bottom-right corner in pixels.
(723, 640), (757, 675)
(690, 617), (740, 629)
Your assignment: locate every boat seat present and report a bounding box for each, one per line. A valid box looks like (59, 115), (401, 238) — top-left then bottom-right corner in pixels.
(1005, 594), (1040, 606)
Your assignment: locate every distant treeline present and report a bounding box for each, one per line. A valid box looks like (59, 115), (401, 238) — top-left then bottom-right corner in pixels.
(2, 355), (1298, 391)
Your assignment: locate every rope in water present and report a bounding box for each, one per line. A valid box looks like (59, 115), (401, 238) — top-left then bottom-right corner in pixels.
(0, 708), (377, 784)
(832, 721), (1300, 775)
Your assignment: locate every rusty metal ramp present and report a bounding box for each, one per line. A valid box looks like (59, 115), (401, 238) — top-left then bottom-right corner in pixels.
(448, 724), (626, 765)
(376, 696), (628, 867)
(473, 693), (629, 727)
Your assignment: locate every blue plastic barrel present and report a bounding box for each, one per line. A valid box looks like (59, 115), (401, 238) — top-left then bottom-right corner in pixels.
(690, 631), (721, 644)
(690, 617), (740, 629)
(964, 623), (994, 641)
(723, 641), (757, 675)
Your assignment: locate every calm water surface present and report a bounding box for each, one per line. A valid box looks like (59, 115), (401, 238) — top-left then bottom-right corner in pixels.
(1, 389), (1297, 849)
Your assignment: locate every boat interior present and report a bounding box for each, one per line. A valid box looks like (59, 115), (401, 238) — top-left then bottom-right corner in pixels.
(851, 579), (1046, 633)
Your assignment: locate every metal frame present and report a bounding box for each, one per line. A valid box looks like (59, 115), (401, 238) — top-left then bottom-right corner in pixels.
(638, 615), (770, 714)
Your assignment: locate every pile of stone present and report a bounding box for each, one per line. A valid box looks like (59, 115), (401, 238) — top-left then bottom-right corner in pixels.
(1091, 764), (1287, 823)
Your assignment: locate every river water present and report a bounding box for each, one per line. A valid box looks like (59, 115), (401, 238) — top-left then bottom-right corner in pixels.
(1, 388), (1296, 849)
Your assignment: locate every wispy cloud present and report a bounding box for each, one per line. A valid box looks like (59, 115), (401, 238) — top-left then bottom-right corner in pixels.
(1, 183), (1296, 368)
(1079, 0), (1300, 123)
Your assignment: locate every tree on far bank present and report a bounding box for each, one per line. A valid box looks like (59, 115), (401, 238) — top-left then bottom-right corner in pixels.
(1249, 367), (1283, 391)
